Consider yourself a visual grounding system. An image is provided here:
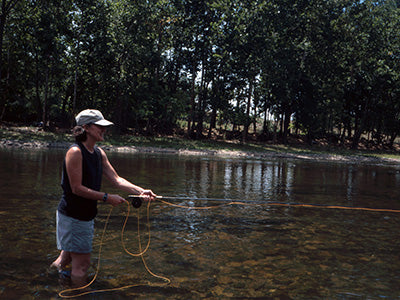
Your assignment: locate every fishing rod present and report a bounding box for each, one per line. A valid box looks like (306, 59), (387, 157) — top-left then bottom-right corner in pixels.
(127, 195), (400, 213)
(128, 195), (251, 208)
(129, 195), (264, 203)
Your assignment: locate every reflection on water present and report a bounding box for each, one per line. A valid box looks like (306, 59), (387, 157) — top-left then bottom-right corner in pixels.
(0, 148), (400, 299)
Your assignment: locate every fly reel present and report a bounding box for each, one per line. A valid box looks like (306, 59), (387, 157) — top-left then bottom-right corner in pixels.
(128, 195), (142, 208)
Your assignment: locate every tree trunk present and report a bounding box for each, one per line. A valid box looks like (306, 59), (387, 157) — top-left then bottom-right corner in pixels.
(389, 132), (397, 148)
(0, 1), (17, 82)
(283, 106), (292, 144)
(242, 79), (253, 143)
(273, 119), (277, 143)
(263, 107), (268, 134)
(73, 64), (77, 113)
(352, 98), (371, 149)
(0, 1), (6, 84)
(187, 64), (196, 137)
(0, 29), (9, 121)
(42, 64), (49, 128)
(0, 1), (19, 120)
(279, 114), (284, 137)
(207, 107), (217, 138)
(352, 127), (362, 149)
(0, 0), (16, 121)
(72, 30), (80, 124)
(195, 60), (206, 139)
(253, 105), (257, 134)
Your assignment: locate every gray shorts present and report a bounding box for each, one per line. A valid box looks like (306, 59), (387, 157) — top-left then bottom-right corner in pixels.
(56, 211), (94, 253)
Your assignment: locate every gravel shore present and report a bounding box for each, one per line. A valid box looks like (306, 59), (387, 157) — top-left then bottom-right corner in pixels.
(1, 138), (399, 166)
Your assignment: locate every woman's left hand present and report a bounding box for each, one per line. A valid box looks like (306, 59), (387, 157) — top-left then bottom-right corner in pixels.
(139, 189), (157, 201)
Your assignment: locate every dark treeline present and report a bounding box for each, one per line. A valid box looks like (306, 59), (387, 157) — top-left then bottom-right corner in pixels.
(1, 0), (399, 148)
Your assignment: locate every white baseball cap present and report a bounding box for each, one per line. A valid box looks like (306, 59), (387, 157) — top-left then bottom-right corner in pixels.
(75, 109), (114, 126)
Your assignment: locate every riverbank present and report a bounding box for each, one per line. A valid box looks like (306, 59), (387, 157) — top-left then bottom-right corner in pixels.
(1, 125), (400, 165)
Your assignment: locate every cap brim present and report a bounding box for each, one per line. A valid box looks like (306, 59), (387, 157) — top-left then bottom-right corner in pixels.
(94, 119), (114, 126)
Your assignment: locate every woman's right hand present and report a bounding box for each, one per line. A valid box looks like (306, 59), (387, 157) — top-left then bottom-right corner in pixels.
(106, 194), (127, 206)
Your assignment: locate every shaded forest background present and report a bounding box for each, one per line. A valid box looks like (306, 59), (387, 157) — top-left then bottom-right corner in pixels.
(0, 0), (399, 149)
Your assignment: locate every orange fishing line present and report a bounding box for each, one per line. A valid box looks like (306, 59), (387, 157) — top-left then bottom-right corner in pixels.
(58, 196), (400, 297)
(58, 201), (169, 298)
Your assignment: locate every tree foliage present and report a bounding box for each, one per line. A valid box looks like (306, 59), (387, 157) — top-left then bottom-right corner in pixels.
(1, 0), (399, 148)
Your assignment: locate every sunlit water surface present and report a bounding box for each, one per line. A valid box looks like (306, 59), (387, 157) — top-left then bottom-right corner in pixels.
(0, 148), (400, 299)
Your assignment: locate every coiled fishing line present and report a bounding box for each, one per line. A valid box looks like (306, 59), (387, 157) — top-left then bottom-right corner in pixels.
(58, 200), (170, 298)
(58, 195), (400, 297)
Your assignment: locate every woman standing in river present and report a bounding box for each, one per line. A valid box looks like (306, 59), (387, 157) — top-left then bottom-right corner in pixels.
(51, 109), (156, 286)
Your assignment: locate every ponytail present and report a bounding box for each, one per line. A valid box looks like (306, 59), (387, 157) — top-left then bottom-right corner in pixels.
(72, 125), (87, 142)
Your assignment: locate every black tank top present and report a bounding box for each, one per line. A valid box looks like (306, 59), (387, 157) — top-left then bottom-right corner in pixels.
(58, 142), (102, 221)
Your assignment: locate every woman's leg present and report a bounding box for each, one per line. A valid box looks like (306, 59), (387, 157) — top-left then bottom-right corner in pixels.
(51, 250), (72, 271)
(70, 252), (91, 287)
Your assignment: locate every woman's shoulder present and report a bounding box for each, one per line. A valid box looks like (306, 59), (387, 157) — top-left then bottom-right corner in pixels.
(95, 146), (107, 159)
(66, 144), (82, 156)
(64, 144), (83, 166)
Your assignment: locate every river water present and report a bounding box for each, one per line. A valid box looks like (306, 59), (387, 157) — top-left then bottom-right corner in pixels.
(0, 147), (400, 299)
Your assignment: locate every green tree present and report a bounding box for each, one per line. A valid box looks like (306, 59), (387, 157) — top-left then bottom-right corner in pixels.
(0, 0), (19, 119)
(331, 0), (400, 148)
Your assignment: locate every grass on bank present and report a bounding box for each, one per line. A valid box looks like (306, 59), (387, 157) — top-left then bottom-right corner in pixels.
(1, 124), (400, 161)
